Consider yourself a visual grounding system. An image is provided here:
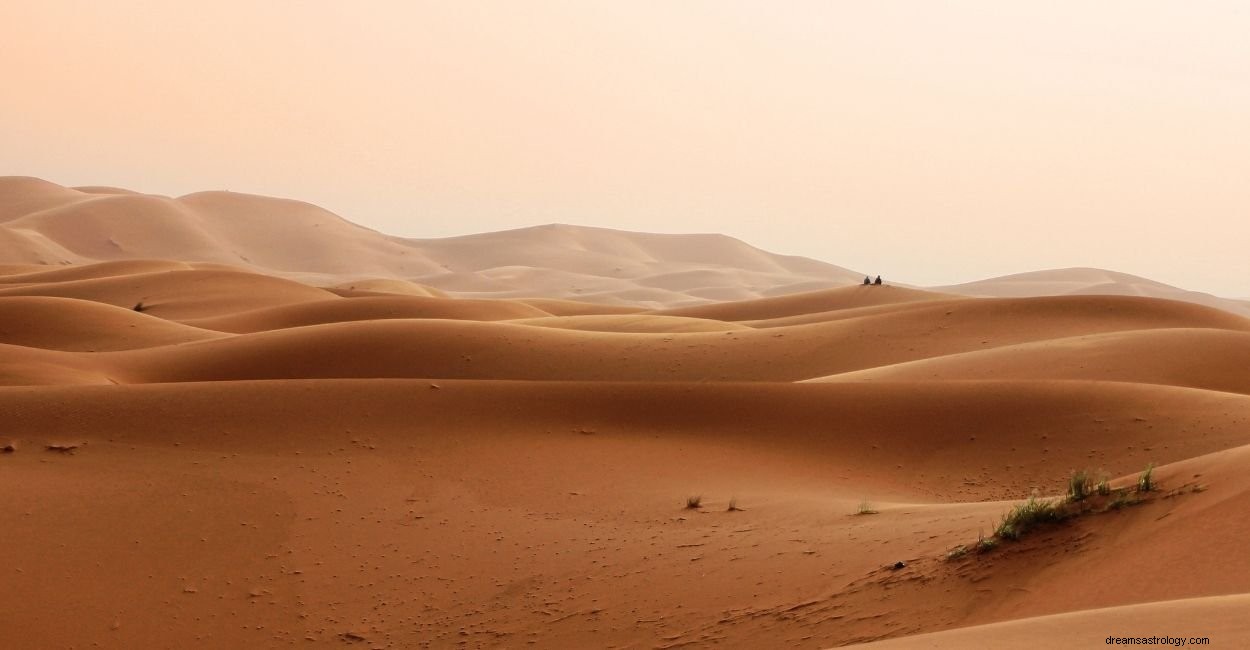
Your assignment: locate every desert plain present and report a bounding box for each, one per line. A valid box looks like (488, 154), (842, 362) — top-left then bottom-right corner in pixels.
(2, 177), (1249, 648)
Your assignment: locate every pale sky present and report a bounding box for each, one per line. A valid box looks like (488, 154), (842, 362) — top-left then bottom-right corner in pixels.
(2, 1), (1248, 295)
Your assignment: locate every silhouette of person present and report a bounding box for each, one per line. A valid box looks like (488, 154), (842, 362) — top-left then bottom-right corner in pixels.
(873, 275), (883, 285)
(863, 276), (871, 285)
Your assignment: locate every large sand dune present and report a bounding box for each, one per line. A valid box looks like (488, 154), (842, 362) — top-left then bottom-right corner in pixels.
(938, 267), (1250, 318)
(0, 177), (864, 308)
(3, 179), (1249, 647)
(7, 177), (1244, 314)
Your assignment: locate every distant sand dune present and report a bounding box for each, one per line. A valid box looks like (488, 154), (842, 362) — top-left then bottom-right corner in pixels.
(0, 178), (864, 307)
(812, 327), (1250, 394)
(939, 267), (1250, 318)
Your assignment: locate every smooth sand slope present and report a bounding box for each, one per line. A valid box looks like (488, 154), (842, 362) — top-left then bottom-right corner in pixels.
(846, 595), (1250, 649)
(814, 328), (1250, 395)
(4, 379), (1250, 649)
(0, 296), (225, 351)
(0, 268), (338, 319)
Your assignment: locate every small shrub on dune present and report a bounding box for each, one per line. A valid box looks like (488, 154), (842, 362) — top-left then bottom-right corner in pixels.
(726, 497), (744, 512)
(995, 495), (1061, 541)
(966, 463), (1175, 559)
(685, 495), (702, 510)
(976, 536), (999, 553)
(1137, 463), (1155, 493)
(1066, 469), (1093, 502)
(1095, 473), (1112, 496)
(855, 500), (878, 516)
(946, 545), (969, 560)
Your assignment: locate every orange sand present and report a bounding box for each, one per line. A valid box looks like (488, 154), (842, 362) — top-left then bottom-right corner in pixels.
(3, 178), (1249, 648)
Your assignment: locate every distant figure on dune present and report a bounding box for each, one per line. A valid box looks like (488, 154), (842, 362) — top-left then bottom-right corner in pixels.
(873, 275), (883, 286)
(863, 276), (871, 285)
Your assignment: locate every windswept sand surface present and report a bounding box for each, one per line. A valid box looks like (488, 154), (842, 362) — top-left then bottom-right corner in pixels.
(3, 178), (1249, 647)
(3, 255), (1250, 649)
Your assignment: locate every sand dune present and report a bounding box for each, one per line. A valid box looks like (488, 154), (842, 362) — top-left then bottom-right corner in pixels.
(325, 278), (448, 298)
(652, 284), (955, 321)
(517, 297), (645, 316)
(512, 314), (750, 333)
(5, 178), (1246, 314)
(3, 179), (1249, 647)
(0, 178), (864, 307)
(0, 296), (225, 351)
(0, 268), (337, 319)
(3, 379), (1250, 648)
(0, 344), (118, 385)
(847, 595), (1250, 648)
(0, 258), (198, 283)
(0, 176), (87, 222)
(814, 327), (1250, 394)
(939, 267), (1250, 318)
(1, 290), (1241, 386)
(184, 295), (550, 333)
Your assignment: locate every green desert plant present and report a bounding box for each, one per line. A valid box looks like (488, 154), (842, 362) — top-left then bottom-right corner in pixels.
(995, 495), (1061, 540)
(976, 537), (999, 553)
(1067, 469), (1093, 502)
(1137, 463), (1156, 493)
(685, 495), (702, 510)
(1095, 473), (1112, 496)
(946, 545), (969, 560)
(855, 499), (879, 516)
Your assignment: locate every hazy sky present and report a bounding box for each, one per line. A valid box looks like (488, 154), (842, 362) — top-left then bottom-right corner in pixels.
(2, 1), (1247, 294)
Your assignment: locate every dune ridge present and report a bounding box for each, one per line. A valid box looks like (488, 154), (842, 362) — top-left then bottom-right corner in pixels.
(4, 177), (1246, 313)
(0, 177), (863, 307)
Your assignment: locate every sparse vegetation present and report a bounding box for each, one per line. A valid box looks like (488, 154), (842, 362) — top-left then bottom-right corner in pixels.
(685, 495), (702, 510)
(1096, 473), (1112, 496)
(960, 461), (1173, 558)
(994, 495), (1062, 540)
(1137, 463), (1155, 493)
(855, 500), (879, 516)
(45, 443), (80, 454)
(132, 301), (148, 312)
(727, 497), (743, 512)
(1067, 469), (1093, 502)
